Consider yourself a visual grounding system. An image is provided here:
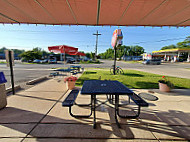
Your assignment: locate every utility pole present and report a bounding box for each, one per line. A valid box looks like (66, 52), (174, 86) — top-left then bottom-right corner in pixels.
(93, 30), (101, 60)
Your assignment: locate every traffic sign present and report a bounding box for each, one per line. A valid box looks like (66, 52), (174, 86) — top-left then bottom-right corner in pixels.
(5, 50), (14, 67)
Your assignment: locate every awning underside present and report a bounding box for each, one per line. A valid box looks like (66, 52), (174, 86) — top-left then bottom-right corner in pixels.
(1, 0), (190, 26)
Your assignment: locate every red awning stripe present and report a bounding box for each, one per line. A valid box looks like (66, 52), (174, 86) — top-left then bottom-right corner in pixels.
(48, 45), (78, 55)
(1, 0), (190, 26)
(70, 52), (86, 56)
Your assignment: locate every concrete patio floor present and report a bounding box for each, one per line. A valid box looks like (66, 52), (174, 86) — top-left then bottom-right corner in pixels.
(0, 76), (190, 142)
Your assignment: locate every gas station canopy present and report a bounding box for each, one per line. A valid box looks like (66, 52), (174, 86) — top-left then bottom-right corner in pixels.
(48, 45), (78, 54)
(1, 0), (190, 26)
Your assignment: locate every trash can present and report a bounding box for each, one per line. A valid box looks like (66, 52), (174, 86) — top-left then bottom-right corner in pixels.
(0, 72), (7, 109)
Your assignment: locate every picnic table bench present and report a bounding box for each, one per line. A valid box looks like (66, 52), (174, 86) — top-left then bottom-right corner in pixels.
(54, 68), (80, 75)
(116, 93), (149, 119)
(62, 89), (92, 118)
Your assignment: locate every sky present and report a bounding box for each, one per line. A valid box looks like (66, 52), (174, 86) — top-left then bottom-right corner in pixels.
(0, 24), (190, 54)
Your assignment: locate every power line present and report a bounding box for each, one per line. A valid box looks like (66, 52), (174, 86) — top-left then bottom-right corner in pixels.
(131, 37), (186, 44)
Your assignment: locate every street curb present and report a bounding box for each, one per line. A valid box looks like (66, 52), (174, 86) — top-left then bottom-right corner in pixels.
(26, 76), (48, 85)
(6, 85), (21, 93)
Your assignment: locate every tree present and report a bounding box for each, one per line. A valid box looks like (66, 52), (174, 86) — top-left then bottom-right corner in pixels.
(131, 45), (144, 56)
(161, 45), (176, 50)
(85, 53), (91, 59)
(160, 36), (190, 50)
(0, 47), (25, 55)
(41, 50), (50, 59)
(12, 49), (25, 55)
(98, 45), (144, 59)
(19, 48), (45, 61)
(90, 52), (95, 59)
(0, 47), (7, 53)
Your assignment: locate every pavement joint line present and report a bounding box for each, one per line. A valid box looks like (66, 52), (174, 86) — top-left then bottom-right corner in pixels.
(23, 91), (65, 93)
(146, 124), (187, 141)
(15, 94), (62, 103)
(20, 89), (69, 142)
(1, 122), (189, 126)
(0, 137), (27, 138)
(1, 137), (188, 141)
(0, 122), (38, 124)
(1, 137), (160, 140)
(146, 122), (160, 141)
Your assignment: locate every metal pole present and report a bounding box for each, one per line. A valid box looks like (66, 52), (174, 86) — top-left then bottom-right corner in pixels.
(93, 30), (101, 60)
(64, 48), (66, 66)
(113, 47), (117, 75)
(8, 50), (15, 94)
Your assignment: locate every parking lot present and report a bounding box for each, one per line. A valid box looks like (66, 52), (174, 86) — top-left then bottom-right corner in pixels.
(0, 60), (189, 89)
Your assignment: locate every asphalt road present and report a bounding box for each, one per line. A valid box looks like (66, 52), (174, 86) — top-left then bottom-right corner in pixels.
(0, 60), (189, 88)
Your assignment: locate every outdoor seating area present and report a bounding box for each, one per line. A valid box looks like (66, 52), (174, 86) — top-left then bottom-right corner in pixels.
(0, 72), (190, 141)
(1, 0), (190, 141)
(51, 66), (83, 77)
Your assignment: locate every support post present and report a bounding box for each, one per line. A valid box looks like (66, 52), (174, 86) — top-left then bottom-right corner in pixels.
(113, 47), (117, 75)
(60, 53), (63, 61)
(64, 48), (66, 66)
(178, 52), (180, 61)
(187, 52), (190, 62)
(8, 50), (15, 95)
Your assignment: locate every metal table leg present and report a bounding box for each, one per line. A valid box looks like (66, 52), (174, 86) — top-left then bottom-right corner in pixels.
(115, 95), (121, 128)
(92, 95), (96, 129)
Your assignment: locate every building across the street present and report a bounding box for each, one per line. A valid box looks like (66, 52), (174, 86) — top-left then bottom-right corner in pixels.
(152, 48), (190, 62)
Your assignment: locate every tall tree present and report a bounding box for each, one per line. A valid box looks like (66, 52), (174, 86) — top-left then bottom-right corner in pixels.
(161, 45), (176, 50)
(19, 47), (45, 61)
(0, 47), (7, 53)
(99, 45), (144, 59)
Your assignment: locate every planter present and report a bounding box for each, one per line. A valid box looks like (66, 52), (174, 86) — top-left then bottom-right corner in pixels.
(66, 81), (76, 90)
(159, 82), (171, 92)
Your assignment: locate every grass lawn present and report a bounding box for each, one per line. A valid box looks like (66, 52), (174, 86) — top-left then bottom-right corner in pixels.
(79, 60), (102, 64)
(123, 60), (142, 64)
(0, 61), (6, 64)
(76, 69), (190, 89)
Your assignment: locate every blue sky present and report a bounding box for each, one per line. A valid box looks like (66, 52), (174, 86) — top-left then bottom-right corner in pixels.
(0, 24), (190, 53)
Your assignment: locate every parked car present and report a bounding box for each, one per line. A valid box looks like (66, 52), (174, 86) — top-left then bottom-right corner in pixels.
(21, 58), (33, 63)
(66, 58), (76, 64)
(142, 59), (161, 65)
(48, 59), (57, 64)
(28, 60), (33, 63)
(33, 59), (42, 63)
(76, 58), (83, 62)
(83, 57), (92, 62)
(41, 59), (49, 63)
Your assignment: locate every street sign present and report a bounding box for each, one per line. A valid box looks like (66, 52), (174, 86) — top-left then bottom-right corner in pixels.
(5, 50), (14, 67)
(4, 50), (15, 94)
(111, 29), (123, 75)
(111, 29), (123, 48)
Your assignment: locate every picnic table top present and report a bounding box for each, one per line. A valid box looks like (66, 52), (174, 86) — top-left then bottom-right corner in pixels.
(81, 80), (133, 95)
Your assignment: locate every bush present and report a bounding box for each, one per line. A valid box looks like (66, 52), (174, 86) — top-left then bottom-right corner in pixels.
(94, 59), (100, 63)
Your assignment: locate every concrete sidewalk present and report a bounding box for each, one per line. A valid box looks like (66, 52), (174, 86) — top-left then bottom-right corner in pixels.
(0, 77), (190, 142)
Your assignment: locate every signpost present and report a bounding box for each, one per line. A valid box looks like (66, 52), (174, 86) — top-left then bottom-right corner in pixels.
(5, 50), (15, 94)
(111, 29), (123, 75)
